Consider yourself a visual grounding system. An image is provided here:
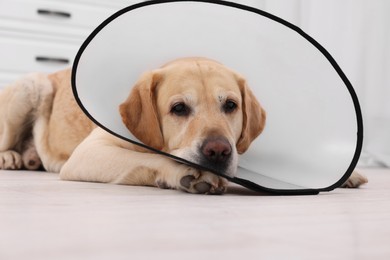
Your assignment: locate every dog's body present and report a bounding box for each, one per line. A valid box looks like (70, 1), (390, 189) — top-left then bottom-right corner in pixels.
(0, 58), (367, 193)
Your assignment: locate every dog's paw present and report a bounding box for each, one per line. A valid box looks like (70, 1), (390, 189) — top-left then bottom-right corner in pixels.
(155, 164), (228, 194)
(0, 150), (23, 170)
(341, 171), (368, 188)
(21, 146), (42, 170)
(178, 168), (228, 195)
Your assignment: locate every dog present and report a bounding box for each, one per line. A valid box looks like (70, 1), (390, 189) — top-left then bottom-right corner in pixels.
(0, 58), (367, 194)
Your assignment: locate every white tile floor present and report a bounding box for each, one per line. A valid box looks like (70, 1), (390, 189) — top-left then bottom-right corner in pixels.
(0, 168), (389, 260)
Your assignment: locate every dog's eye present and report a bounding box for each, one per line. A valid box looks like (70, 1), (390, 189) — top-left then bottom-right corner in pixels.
(171, 102), (190, 116)
(223, 100), (237, 113)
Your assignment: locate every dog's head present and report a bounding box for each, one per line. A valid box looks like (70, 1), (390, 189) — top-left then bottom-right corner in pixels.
(119, 58), (266, 177)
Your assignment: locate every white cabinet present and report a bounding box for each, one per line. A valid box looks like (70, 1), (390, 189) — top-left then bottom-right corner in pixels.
(0, 0), (138, 89)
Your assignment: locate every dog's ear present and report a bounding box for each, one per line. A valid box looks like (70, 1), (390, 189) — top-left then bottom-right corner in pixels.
(236, 77), (266, 154)
(119, 71), (164, 150)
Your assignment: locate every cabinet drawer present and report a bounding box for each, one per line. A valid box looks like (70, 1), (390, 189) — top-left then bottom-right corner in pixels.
(58, 0), (138, 9)
(0, 37), (78, 74)
(0, 0), (118, 30)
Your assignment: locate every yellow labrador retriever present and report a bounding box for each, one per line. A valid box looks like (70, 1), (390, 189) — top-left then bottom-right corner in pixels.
(0, 58), (366, 193)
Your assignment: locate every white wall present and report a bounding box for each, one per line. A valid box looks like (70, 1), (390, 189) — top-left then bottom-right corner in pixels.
(236, 0), (390, 167)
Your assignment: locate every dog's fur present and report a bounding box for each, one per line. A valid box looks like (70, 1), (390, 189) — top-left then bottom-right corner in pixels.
(0, 58), (367, 193)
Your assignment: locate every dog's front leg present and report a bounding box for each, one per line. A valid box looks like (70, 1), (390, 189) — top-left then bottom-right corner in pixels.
(60, 128), (227, 194)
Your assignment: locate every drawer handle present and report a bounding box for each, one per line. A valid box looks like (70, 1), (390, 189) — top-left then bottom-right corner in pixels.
(36, 56), (70, 64)
(37, 9), (71, 18)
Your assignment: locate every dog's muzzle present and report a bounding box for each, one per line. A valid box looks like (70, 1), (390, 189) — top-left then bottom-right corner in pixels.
(199, 136), (232, 174)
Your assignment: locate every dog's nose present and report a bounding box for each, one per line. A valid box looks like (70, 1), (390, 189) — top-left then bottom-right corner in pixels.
(201, 137), (232, 163)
